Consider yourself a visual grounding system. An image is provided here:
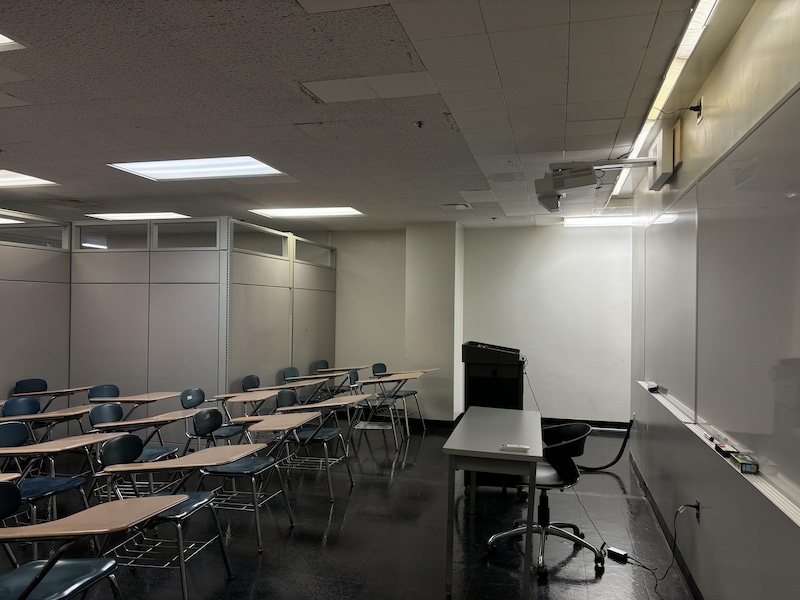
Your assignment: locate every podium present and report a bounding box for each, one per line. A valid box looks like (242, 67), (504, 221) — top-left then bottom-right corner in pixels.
(461, 342), (526, 495)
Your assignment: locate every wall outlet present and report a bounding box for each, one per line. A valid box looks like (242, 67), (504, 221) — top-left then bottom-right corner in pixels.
(696, 97), (703, 124)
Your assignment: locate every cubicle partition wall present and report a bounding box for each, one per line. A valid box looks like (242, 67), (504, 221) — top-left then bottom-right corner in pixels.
(0, 214), (71, 414)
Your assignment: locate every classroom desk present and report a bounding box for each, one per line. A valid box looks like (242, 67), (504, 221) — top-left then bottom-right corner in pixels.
(0, 472), (20, 482)
(11, 385), (93, 412)
(102, 443), (267, 477)
(284, 372), (349, 402)
(216, 389), (280, 418)
(0, 404), (94, 440)
(231, 411), (320, 429)
(93, 408), (196, 445)
(442, 407), (543, 598)
(0, 432), (126, 478)
(316, 365), (370, 373)
(359, 371), (426, 438)
(376, 367), (440, 376)
(89, 391), (180, 419)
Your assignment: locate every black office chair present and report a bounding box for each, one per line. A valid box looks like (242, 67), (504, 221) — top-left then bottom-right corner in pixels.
(486, 423), (604, 580)
(87, 385), (120, 400)
(12, 379), (47, 396)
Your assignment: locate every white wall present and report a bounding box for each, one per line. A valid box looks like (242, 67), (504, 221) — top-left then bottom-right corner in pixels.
(464, 226), (632, 422)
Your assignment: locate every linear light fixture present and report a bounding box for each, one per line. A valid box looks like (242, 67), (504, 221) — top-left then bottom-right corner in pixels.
(86, 212), (190, 221)
(81, 242), (108, 249)
(108, 156), (283, 181)
(0, 33), (24, 52)
(0, 217), (24, 224)
(0, 170), (57, 188)
(612, 0), (719, 197)
(249, 207), (363, 218)
(564, 216), (634, 228)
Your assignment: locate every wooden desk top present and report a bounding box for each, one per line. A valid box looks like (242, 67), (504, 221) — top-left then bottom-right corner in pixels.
(89, 392), (179, 404)
(0, 404), (93, 423)
(0, 473), (21, 482)
(250, 380), (326, 392)
(103, 443), (267, 473)
(360, 371), (424, 384)
(316, 365), (370, 373)
(0, 432), (125, 456)
(12, 385), (93, 398)
(379, 368), (440, 376)
(284, 373), (344, 382)
(276, 393), (373, 412)
(247, 412), (321, 433)
(223, 389), (280, 404)
(94, 408), (196, 430)
(0, 495), (188, 540)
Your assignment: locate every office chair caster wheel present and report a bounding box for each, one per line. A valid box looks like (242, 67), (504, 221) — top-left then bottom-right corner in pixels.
(536, 566), (549, 581)
(516, 487), (528, 501)
(594, 562), (605, 576)
(486, 544), (498, 558)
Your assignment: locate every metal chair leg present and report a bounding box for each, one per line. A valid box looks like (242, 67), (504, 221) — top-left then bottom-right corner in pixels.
(175, 522), (188, 600)
(251, 476), (263, 553)
(210, 506), (234, 580)
(322, 442), (334, 502)
(276, 469), (295, 526)
(107, 573), (123, 600)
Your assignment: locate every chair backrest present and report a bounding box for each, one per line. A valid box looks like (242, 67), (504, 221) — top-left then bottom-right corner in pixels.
(348, 369), (359, 387)
(542, 423), (592, 487)
(282, 367), (300, 381)
(193, 408), (223, 436)
(0, 422), (30, 447)
(241, 375), (260, 392)
(180, 387), (205, 409)
(13, 378), (47, 395)
(2, 396), (40, 417)
(99, 434), (143, 466)
(314, 360), (329, 371)
(88, 384), (120, 399)
(276, 389), (298, 408)
(89, 403), (123, 427)
(0, 482), (22, 520)
(372, 363), (387, 376)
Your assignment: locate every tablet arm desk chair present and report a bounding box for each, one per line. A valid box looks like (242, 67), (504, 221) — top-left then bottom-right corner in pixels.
(87, 385), (120, 400)
(371, 363), (425, 434)
(486, 423), (604, 580)
(89, 403), (179, 462)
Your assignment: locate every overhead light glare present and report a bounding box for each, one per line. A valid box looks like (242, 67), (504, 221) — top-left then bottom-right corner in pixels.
(86, 212), (190, 221)
(249, 207), (363, 218)
(0, 217), (24, 224)
(108, 156), (283, 181)
(81, 242), (108, 249)
(612, 0), (719, 197)
(0, 170), (57, 188)
(654, 213), (678, 224)
(0, 33), (24, 52)
(564, 216), (634, 228)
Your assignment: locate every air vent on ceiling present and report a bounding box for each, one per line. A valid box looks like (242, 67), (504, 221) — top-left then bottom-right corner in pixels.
(440, 203), (472, 211)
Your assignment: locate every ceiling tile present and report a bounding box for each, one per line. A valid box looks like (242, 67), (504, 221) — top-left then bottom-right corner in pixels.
(365, 71), (438, 98)
(299, 0), (388, 12)
(519, 152), (564, 173)
(569, 0), (661, 22)
(489, 24), (569, 64)
(567, 100), (628, 121)
(569, 49), (645, 81)
(454, 111), (511, 130)
(442, 88), (506, 112)
(493, 188), (530, 202)
(480, 0), (568, 32)
(461, 125), (514, 141)
(465, 138), (519, 155)
(616, 117), (643, 146)
(508, 104), (566, 130)
(459, 190), (496, 201)
(414, 34), (494, 70)
(564, 134), (617, 151)
(568, 76), (636, 104)
(565, 119), (621, 137)
(624, 97), (651, 119)
(564, 149), (612, 161)
(515, 136), (564, 153)
(570, 14), (657, 56)
(0, 92), (30, 108)
(302, 77), (378, 102)
(504, 82), (567, 108)
(474, 154), (523, 173)
(0, 65), (29, 85)
(428, 65), (501, 92)
(488, 179), (527, 190)
(391, 0), (485, 41)
(496, 56), (567, 88)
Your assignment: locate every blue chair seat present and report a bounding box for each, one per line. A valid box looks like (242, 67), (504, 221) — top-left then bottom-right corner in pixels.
(212, 425), (244, 439)
(202, 456), (276, 477)
(295, 427), (342, 443)
(136, 446), (179, 462)
(0, 557), (117, 600)
(152, 492), (214, 521)
(19, 477), (86, 502)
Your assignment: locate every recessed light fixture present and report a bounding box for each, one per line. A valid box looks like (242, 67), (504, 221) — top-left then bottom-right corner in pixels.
(0, 217), (24, 224)
(249, 207), (363, 218)
(86, 212), (190, 221)
(0, 170), (57, 188)
(0, 33), (24, 52)
(564, 216), (634, 228)
(108, 156), (283, 181)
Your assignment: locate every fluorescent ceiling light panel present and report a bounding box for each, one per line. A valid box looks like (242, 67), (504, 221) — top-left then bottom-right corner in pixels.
(0, 217), (24, 224)
(612, 0), (718, 197)
(86, 212), (190, 221)
(564, 216), (634, 227)
(0, 33), (24, 52)
(108, 156), (282, 181)
(249, 207), (362, 218)
(0, 170), (57, 188)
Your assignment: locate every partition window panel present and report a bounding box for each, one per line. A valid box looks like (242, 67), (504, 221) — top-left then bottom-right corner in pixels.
(154, 221), (218, 249)
(0, 223), (66, 249)
(232, 222), (287, 257)
(75, 223), (148, 250)
(295, 238), (335, 267)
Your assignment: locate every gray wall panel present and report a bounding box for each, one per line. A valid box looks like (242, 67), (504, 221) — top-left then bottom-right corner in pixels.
(294, 263), (335, 291)
(72, 252), (149, 283)
(228, 284), (291, 395)
(70, 283), (149, 394)
(0, 245), (69, 283)
(231, 252), (290, 287)
(292, 289), (335, 376)
(150, 251), (220, 283)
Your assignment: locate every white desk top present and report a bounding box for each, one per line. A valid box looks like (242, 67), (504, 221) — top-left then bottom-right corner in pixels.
(442, 406), (543, 463)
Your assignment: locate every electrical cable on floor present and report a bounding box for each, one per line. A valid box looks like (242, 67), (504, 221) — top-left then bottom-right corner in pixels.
(627, 505), (688, 600)
(576, 417), (634, 472)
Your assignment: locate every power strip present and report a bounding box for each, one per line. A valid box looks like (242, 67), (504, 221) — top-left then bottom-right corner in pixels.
(607, 547), (628, 563)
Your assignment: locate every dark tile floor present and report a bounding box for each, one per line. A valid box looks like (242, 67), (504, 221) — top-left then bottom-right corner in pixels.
(12, 425), (694, 600)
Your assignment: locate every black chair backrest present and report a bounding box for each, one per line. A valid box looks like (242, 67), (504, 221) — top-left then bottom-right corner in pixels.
(180, 387), (205, 409)
(314, 360), (329, 371)
(282, 367), (300, 381)
(193, 408), (223, 436)
(241, 375), (260, 392)
(0, 422), (30, 447)
(89, 403), (123, 427)
(542, 423), (592, 487)
(88, 384), (120, 399)
(276, 389), (298, 408)
(348, 369), (359, 386)
(100, 434), (143, 466)
(0, 482), (22, 520)
(13, 378), (47, 395)
(2, 396), (40, 417)
(372, 363), (387, 376)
